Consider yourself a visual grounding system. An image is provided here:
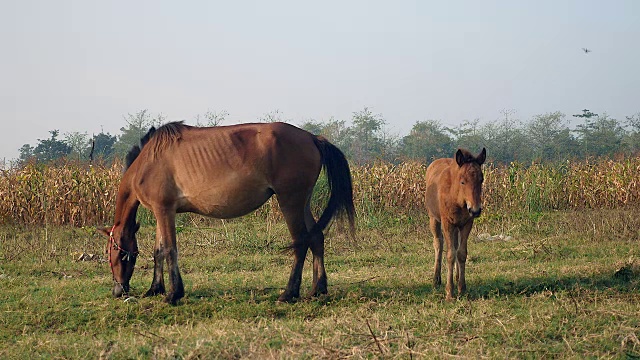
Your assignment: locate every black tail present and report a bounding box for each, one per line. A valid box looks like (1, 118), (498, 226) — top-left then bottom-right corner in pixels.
(312, 136), (356, 235)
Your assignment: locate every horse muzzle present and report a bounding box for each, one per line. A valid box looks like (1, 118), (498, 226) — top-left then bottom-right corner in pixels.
(112, 282), (130, 297)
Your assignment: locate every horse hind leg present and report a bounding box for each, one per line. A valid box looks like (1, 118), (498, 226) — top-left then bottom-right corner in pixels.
(430, 217), (443, 287)
(304, 199), (327, 298)
(276, 192), (311, 303)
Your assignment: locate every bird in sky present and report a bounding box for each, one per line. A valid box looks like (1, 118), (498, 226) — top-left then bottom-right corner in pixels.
(582, 48), (592, 54)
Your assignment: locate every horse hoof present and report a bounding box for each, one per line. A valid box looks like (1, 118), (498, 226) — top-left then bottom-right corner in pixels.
(164, 295), (180, 305)
(164, 291), (184, 305)
(144, 287), (165, 298)
(306, 288), (328, 298)
(277, 293), (298, 303)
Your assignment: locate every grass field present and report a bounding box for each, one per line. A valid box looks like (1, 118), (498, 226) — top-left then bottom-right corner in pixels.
(1, 209), (639, 359)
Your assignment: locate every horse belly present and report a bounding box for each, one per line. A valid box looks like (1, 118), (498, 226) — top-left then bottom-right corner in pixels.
(178, 176), (273, 219)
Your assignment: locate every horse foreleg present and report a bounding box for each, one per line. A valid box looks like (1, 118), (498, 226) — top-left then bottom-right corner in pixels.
(156, 210), (184, 305)
(456, 221), (473, 296)
(144, 245), (166, 297)
(430, 217), (443, 287)
(443, 223), (458, 301)
(454, 229), (460, 284)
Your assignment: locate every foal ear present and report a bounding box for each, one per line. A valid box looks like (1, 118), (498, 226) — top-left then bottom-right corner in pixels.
(476, 148), (486, 165)
(455, 149), (465, 167)
(97, 227), (111, 237)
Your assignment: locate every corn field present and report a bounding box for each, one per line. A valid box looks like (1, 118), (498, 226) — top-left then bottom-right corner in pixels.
(1, 157), (639, 227)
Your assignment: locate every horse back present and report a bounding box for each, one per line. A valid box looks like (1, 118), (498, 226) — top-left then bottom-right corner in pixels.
(128, 122), (321, 216)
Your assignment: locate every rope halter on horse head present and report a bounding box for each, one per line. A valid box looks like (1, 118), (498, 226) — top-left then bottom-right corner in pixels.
(108, 225), (139, 291)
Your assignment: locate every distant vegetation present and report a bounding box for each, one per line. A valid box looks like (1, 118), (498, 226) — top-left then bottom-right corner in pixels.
(10, 107), (640, 167)
(1, 156), (638, 227)
(4, 105), (640, 227)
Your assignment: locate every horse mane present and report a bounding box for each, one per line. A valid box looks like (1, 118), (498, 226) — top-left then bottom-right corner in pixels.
(149, 121), (188, 156)
(124, 121), (189, 170)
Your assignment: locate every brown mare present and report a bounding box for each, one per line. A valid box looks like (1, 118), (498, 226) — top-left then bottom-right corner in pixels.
(99, 121), (355, 305)
(425, 148), (486, 300)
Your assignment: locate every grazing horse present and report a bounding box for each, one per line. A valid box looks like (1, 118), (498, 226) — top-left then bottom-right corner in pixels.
(99, 121), (355, 305)
(425, 148), (486, 300)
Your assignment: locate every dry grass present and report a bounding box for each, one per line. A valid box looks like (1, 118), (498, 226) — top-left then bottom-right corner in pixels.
(1, 156), (639, 226)
(0, 161), (119, 226)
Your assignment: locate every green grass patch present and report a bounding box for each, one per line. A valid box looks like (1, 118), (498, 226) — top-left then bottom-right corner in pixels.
(0, 210), (639, 358)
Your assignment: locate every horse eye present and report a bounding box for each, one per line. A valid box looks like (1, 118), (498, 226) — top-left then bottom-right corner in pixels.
(460, 181), (465, 185)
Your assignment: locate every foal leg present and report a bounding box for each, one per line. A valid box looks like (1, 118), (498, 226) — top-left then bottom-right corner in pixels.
(456, 220), (474, 296)
(430, 217), (444, 287)
(277, 193), (310, 303)
(155, 209), (184, 305)
(442, 223), (459, 301)
(454, 229), (461, 284)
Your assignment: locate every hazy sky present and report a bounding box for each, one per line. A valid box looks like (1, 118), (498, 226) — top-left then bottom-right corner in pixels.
(2, 1), (639, 160)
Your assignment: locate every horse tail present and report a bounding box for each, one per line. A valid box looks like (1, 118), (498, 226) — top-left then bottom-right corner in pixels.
(312, 136), (356, 235)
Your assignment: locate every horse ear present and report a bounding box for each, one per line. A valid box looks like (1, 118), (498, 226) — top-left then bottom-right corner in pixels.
(477, 148), (486, 165)
(134, 222), (141, 233)
(455, 149), (465, 167)
(97, 227), (111, 237)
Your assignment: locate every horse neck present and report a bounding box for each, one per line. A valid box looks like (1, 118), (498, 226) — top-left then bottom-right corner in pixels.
(113, 175), (140, 231)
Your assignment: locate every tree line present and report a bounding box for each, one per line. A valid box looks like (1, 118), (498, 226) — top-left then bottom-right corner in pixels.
(14, 107), (640, 167)
(302, 107), (640, 164)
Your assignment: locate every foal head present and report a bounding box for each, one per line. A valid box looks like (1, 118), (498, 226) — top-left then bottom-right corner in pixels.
(454, 148), (486, 218)
(99, 222), (140, 297)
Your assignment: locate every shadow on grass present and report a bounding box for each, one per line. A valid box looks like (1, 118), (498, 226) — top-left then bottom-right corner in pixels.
(126, 265), (638, 308)
(190, 270), (638, 304)
(466, 270), (639, 299)
(337, 269), (640, 303)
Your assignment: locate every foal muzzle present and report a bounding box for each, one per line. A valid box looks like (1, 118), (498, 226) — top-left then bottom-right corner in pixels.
(468, 206), (482, 218)
(467, 203), (482, 218)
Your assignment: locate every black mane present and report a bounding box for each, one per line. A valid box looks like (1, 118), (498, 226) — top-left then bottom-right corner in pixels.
(124, 122), (187, 170)
(124, 126), (157, 170)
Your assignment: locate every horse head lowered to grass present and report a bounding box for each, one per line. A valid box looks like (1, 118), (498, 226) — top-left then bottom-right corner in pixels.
(99, 121), (355, 305)
(425, 148), (486, 301)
